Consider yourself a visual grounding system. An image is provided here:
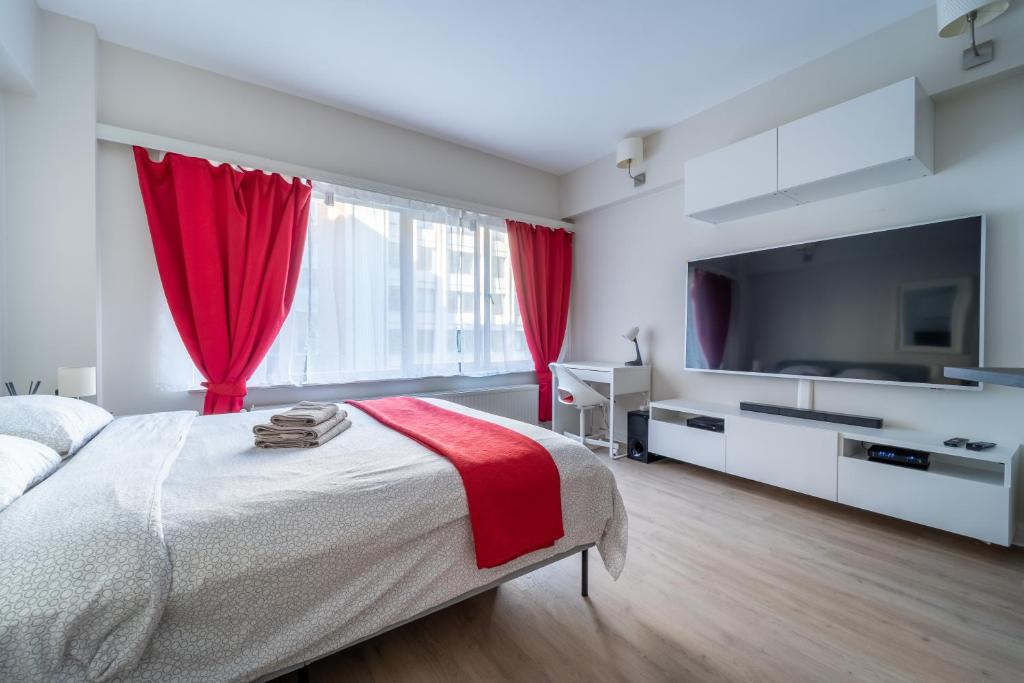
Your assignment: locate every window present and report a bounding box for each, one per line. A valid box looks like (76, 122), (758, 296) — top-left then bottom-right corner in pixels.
(160, 182), (533, 390)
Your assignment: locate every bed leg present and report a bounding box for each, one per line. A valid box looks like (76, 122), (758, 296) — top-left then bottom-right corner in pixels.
(581, 548), (589, 597)
(297, 665), (310, 683)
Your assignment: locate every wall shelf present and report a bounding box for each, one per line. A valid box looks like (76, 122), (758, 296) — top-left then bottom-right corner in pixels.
(944, 367), (1024, 389)
(841, 443), (1005, 487)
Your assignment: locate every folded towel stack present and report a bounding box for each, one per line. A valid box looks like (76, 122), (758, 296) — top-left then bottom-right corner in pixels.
(253, 401), (352, 449)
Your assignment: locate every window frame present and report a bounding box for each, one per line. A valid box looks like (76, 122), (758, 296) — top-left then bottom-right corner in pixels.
(248, 190), (532, 389)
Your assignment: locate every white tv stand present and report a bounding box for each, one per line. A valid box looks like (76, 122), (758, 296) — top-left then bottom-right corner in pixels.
(648, 398), (1019, 546)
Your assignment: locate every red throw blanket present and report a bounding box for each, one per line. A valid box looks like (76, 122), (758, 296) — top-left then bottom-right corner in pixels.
(347, 396), (564, 568)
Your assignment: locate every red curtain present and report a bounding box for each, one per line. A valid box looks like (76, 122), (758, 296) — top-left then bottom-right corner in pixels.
(133, 146), (311, 414)
(505, 220), (573, 422)
(690, 269), (733, 370)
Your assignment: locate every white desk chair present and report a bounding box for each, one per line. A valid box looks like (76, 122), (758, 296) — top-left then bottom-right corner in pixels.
(550, 363), (621, 457)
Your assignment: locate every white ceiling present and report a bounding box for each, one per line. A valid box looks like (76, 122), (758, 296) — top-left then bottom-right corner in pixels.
(40, 0), (934, 174)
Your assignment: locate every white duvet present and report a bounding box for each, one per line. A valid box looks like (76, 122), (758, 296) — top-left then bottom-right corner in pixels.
(0, 399), (627, 682)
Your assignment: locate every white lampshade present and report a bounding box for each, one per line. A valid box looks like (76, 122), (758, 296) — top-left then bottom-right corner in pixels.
(615, 137), (644, 169)
(937, 0), (1009, 37)
(623, 326), (640, 342)
(58, 366), (96, 398)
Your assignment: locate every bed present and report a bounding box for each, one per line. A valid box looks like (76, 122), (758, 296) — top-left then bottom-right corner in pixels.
(0, 398), (628, 682)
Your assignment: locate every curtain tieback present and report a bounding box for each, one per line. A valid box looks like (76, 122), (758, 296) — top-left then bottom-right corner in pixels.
(202, 380), (248, 397)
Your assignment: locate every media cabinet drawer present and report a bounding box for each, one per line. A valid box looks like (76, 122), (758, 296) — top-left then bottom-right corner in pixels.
(649, 419), (725, 471)
(725, 416), (839, 501)
(838, 455), (1012, 545)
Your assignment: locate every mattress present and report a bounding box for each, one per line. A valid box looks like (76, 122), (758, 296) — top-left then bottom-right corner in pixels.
(0, 398), (627, 682)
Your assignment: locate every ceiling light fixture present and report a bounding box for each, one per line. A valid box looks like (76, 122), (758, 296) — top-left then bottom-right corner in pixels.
(616, 137), (646, 187)
(937, 0), (1011, 70)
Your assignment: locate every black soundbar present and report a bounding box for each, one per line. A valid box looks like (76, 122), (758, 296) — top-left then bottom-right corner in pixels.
(739, 402), (883, 429)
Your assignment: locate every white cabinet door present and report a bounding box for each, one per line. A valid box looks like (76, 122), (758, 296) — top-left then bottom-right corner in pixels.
(649, 419), (726, 471)
(838, 455), (1012, 545)
(778, 77), (932, 202)
(725, 416), (839, 501)
(685, 129), (798, 222)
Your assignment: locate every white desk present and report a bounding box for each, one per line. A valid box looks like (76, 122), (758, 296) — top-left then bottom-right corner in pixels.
(551, 361), (652, 457)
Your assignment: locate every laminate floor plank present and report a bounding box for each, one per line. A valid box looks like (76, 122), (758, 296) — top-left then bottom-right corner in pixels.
(274, 457), (1024, 683)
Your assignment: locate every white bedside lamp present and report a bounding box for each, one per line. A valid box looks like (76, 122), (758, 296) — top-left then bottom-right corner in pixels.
(623, 326), (643, 366)
(57, 366), (96, 399)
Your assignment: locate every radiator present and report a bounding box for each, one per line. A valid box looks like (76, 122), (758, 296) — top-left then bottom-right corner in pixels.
(419, 384), (539, 425)
(251, 384), (539, 425)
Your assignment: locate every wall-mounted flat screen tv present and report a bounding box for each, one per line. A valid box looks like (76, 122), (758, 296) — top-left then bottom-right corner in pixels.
(684, 215), (985, 389)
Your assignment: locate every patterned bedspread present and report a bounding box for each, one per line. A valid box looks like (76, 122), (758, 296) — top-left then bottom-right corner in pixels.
(0, 399), (628, 682)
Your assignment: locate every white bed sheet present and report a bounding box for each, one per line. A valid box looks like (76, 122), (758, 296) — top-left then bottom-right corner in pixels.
(0, 399), (627, 682)
(143, 399), (627, 681)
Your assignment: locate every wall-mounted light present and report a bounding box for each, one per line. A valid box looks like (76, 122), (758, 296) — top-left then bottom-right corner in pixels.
(937, 0), (1010, 70)
(616, 137), (646, 187)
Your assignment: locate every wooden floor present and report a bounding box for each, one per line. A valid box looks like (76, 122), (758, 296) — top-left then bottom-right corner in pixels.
(276, 457), (1024, 683)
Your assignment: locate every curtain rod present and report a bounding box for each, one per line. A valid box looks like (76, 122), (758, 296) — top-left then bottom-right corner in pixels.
(96, 123), (574, 231)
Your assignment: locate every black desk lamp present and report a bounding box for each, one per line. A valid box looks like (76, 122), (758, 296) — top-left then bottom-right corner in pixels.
(624, 326), (643, 366)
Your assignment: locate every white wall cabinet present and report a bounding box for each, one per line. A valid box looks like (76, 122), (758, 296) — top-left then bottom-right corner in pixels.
(646, 399), (1018, 545)
(683, 78), (933, 223)
(725, 414), (839, 501)
(648, 405), (726, 471)
(683, 130), (798, 223)
(778, 78), (933, 203)
(838, 447), (1015, 545)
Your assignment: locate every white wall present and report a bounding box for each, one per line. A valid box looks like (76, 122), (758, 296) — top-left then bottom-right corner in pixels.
(98, 42), (560, 220)
(569, 73), (1024, 531)
(93, 42), (561, 414)
(0, 0), (39, 93)
(560, 4), (1024, 219)
(0, 18), (560, 411)
(0, 90), (6, 385)
(2, 12), (96, 396)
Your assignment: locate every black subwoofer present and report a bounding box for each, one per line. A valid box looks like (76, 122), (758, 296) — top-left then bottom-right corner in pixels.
(627, 409), (662, 463)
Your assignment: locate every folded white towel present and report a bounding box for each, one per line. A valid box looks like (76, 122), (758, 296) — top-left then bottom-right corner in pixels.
(254, 418), (352, 449)
(269, 401), (345, 427)
(253, 411), (347, 440)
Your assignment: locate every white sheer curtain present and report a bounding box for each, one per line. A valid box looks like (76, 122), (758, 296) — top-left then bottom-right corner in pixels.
(467, 212), (532, 375)
(302, 194), (401, 383)
(158, 181), (532, 391)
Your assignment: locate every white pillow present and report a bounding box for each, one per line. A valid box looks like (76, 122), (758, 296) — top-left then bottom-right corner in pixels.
(0, 395), (113, 457)
(0, 434), (62, 511)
